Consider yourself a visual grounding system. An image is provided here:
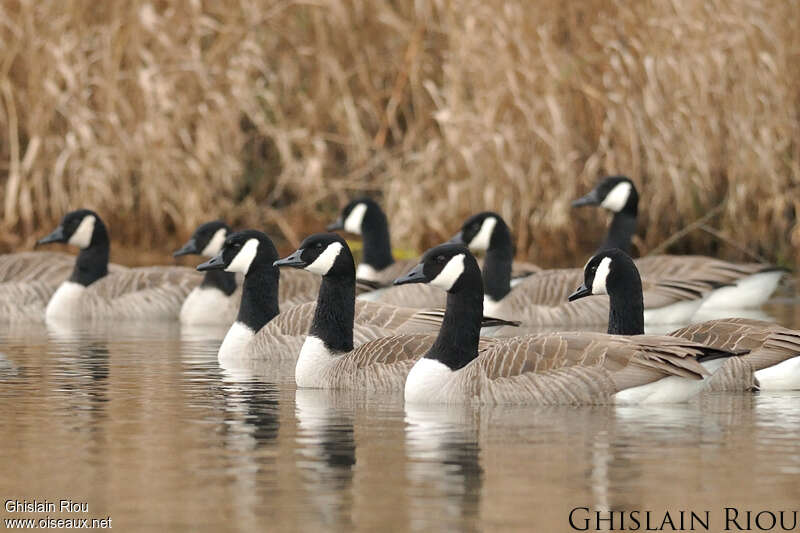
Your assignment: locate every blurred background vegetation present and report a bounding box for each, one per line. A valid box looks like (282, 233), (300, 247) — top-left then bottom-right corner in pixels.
(0, 0), (798, 266)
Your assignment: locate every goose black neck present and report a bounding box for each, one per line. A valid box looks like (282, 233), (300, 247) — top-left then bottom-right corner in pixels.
(481, 223), (513, 301)
(237, 266), (280, 332)
(201, 269), (237, 296)
(70, 223), (110, 286)
(600, 210), (637, 254)
(606, 268), (645, 336)
(426, 267), (483, 370)
(360, 210), (394, 270)
(311, 273), (356, 352)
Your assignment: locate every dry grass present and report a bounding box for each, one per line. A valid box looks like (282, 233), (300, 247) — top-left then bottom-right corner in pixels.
(1, 0), (799, 266)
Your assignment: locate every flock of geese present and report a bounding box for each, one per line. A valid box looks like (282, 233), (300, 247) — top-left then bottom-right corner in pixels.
(1, 175), (798, 404)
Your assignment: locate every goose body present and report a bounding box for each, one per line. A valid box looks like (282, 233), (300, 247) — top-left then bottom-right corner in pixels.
(573, 176), (785, 309)
(571, 248), (799, 391)
(395, 243), (741, 405)
(273, 233), (457, 390)
(35, 210), (200, 321)
(450, 212), (714, 328)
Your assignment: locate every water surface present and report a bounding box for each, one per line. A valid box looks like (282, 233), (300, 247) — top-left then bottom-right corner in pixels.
(2, 297), (800, 531)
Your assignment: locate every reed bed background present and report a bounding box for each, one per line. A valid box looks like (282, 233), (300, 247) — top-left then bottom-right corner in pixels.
(1, 0), (799, 266)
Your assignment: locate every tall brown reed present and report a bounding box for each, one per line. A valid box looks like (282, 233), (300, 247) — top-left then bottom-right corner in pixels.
(1, 0), (798, 266)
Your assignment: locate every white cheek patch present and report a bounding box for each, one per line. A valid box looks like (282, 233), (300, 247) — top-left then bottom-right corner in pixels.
(355, 263), (379, 281)
(343, 203), (367, 234)
(67, 215), (96, 249)
(306, 242), (343, 276)
(201, 228), (227, 257)
(430, 254), (465, 291)
(600, 182), (632, 212)
(592, 257), (612, 295)
(468, 217), (497, 251)
(225, 238), (259, 274)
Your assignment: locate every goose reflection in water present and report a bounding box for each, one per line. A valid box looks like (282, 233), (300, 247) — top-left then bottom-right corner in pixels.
(405, 404), (483, 532)
(294, 389), (356, 529)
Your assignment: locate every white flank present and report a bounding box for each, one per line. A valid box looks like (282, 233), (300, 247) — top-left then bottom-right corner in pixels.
(201, 228), (227, 257)
(755, 356), (800, 391)
(225, 238), (259, 274)
(305, 242), (343, 276)
(355, 263), (380, 282)
(468, 217), (497, 252)
(430, 254), (465, 291)
(217, 321), (255, 360)
(613, 375), (706, 405)
(45, 281), (87, 319)
(180, 286), (233, 325)
(591, 257), (612, 295)
(643, 298), (703, 325)
(68, 215), (96, 249)
(600, 182), (632, 212)
(295, 335), (337, 388)
(343, 203), (367, 234)
(404, 358), (455, 403)
(699, 271), (784, 310)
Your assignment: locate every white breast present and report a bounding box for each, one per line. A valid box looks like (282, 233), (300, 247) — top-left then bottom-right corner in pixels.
(404, 358), (455, 403)
(180, 286), (234, 326)
(295, 335), (337, 388)
(218, 321), (255, 361)
(45, 281), (87, 320)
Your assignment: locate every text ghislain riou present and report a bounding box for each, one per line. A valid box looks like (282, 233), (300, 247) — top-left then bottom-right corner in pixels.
(569, 507), (800, 531)
(6, 499), (88, 513)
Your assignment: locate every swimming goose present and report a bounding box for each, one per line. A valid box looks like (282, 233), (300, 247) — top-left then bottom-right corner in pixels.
(450, 212), (714, 327)
(174, 221), (239, 325)
(272, 233), (516, 389)
(572, 175), (785, 308)
(394, 244), (741, 405)
(35, 209), (200, 321)
(569, 248), (800, 391)
(198, 230), (437, 363)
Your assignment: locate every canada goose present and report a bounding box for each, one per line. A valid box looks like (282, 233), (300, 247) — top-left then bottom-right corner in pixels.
(450, 212), (715, 327)
(572, 175), (785, 308)
(272, 233), (517, 389)
(393, 243), (742, 405)
(570, 248), (800, 391)
(174, 220), (239, 325)
(35, 209), (200, 320)
(197, 230), (414, 362)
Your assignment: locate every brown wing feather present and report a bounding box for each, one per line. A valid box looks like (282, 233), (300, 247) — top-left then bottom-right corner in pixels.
(323, 334), (435, 391)
(670, 318), (800, 371)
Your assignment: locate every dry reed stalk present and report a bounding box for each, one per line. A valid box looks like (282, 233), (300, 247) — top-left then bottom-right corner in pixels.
(0, 0), (797, 266)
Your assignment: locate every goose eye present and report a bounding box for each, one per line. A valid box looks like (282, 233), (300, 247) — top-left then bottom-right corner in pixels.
(436, 255), (446, 263)
(315, 242), (323, 249)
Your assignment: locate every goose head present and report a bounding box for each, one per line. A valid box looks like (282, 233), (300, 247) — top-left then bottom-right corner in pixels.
(394, 243), (481, 293)
(448, 212), (510, 253)
(572, 175), (639, 214)
(326, 197), (384, 236)
(174, 220), (231, 258)
(274, 233), (355, 278)
(568, 248), (640, 301)
(197, 230), (279, 276)
(37, 209), (105, 249)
